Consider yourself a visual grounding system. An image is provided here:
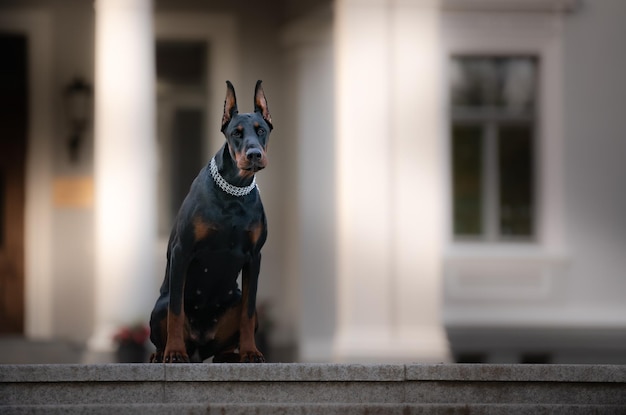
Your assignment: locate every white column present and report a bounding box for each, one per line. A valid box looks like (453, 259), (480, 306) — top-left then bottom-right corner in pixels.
(88, 0), (156, 360)
(389, 0), (450, 362)
(334, 0), (395, 359)
(334, 0), (450, 362)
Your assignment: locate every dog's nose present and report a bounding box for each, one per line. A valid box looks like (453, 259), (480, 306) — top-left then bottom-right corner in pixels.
(246, 148), (263, 162)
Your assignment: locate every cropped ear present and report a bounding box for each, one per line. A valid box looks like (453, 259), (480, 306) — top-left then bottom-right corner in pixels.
(221, 80), (238, 132)
(254, 80), (273, 130)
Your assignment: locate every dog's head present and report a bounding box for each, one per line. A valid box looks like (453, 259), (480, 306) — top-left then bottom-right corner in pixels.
(221, 80), (273, 177)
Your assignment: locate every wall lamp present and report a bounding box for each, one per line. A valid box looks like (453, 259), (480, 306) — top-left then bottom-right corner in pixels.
(64, 77), (92, 162)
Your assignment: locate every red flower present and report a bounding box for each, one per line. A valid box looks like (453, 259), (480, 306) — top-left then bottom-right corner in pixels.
(113, 323), (150, 345)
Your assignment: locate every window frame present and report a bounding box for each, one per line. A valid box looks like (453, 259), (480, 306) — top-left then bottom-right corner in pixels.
(442, 11), (566, 255)
(449, 54), (539, 243)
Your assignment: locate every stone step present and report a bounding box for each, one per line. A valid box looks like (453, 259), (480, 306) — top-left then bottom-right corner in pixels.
(3, 403), (626, 415)
(1, 364), (625, 414)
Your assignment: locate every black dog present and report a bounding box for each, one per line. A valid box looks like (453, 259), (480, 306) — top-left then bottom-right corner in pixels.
(149, 80), (272, 363)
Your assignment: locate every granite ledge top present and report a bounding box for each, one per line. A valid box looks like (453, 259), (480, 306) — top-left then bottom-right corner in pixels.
(1, 363), (625, 383)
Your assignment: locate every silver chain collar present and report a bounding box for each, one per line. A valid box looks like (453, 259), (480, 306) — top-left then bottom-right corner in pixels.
(209, 157), (257, 197)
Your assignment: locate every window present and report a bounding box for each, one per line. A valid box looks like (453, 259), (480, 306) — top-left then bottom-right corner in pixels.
(155, 40), (208, 236)
(450, 56), (538, 241)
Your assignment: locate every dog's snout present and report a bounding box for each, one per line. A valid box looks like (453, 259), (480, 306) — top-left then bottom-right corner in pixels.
(246, 148), (263, 162)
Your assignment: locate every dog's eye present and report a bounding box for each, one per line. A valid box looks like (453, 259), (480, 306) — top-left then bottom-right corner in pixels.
(232, 130), (242, 139)
(257, 128), (265, 136)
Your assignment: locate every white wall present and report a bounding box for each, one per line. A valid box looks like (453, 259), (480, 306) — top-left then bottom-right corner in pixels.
(281, 8), (337, 361)
(563, 0), (626, 313)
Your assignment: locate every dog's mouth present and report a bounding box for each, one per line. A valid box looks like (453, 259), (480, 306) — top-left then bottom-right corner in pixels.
(243, 165), (265, 173)
(238, 164), (265, 178)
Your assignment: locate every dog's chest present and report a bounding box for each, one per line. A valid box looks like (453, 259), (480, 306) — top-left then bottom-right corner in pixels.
(192, 196), (264, 251)
(185, 222), (253, 301)
(185, 213), (258, 311)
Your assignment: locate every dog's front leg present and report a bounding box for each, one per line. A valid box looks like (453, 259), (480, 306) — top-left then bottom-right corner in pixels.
(239, 254), (265, 363)
(164, 244), (190, 363)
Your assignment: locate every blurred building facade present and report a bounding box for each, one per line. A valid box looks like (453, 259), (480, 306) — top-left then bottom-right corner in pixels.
(0, 0), (625, 364)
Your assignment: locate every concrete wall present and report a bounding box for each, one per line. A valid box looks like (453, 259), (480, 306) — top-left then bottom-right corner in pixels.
(563, 0), (626, 311)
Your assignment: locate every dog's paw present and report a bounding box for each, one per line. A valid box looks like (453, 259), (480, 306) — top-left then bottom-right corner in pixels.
(240, 350), (265, 363)
(163, 350), (190, 363)
(149, 351), (163, 363)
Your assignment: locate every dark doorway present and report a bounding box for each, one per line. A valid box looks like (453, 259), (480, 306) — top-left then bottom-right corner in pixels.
(0, 33), (28, 334)
(155, 40), (208, 236)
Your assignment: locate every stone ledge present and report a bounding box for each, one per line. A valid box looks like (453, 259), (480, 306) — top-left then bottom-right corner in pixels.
(3, 403), (626, 415)
(2, 363), (626, 383)
(0, 364), (164, 383)
(2, 364), (625, 409)
(407, 364), (626, 383)
(165, 363), (406, 382)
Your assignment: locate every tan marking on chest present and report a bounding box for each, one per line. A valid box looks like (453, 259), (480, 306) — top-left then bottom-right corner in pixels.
(193, 216), (216, 241)
(249, 223), (264, 246)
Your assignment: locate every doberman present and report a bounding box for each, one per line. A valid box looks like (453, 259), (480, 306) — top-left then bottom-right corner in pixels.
(149, 80), (272, 363)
